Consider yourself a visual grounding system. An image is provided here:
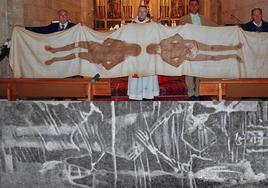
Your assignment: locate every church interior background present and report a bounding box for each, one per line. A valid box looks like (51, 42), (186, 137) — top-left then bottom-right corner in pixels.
(1, 1), (268, 187)
(0, 0), (268, 77)
(0, 0), (268, 100)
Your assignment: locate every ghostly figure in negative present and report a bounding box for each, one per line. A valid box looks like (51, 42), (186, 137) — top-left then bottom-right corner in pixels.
(44, 38), (142, 70)
(146, 33), (243, 68)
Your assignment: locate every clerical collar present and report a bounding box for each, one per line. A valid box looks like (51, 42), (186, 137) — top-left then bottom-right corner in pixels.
(138, 17), (145, 22)
(134, 16), (150, 24)
(253, 21), (262, 27)
(59, 22), (68, 29)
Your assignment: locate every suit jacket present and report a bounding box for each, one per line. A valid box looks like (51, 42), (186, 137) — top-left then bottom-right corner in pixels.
(180, 14), (218, 26)
(26, 22), (76, 34)
(241, 20), (268, 32)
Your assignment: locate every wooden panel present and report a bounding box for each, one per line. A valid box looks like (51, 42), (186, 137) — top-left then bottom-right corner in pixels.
(199, 83), (226, 96)
(0, 83), (7, 97)
(23, 0), (82, 27)
(0, 78), (112, 100)
(14, 83), (88, 98)
(0, 78), (91, 100)
(92, 79), (111, 96)
(226, 83), (268, 97)
(199, 83), (217, 95)
(199, 78), (268, 100)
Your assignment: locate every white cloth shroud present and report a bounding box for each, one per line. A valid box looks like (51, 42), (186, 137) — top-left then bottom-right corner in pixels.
(10, 23), (268, 78)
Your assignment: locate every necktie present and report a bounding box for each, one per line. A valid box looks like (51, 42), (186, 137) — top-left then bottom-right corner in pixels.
(60, 24), (65, 31)
(255, 26), (263, 32)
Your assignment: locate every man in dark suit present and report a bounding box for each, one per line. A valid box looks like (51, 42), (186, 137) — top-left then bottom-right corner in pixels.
(242, 8), (268, 32)
(26, 9), (76, 34)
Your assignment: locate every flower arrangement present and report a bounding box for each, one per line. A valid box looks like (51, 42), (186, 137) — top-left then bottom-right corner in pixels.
(0, 39), (11, 62)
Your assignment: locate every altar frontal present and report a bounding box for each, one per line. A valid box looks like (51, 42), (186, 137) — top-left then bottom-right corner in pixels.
(10, 23), (268, 78)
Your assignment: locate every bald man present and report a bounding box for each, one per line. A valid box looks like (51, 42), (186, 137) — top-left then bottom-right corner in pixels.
(26, 9), (76, 34)
(128, 5), (160, 101)
(242, 8), (268, 32)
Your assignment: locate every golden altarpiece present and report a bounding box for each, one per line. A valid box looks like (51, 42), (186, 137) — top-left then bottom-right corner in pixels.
(94, 0), (190, 30)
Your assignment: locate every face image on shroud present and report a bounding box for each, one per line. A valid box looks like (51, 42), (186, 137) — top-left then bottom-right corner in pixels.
(146, 33), (243, 68)
(44, 38), (142, 70)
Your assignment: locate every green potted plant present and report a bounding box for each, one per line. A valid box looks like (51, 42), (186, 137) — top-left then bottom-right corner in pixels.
(0, 39), (11, 62)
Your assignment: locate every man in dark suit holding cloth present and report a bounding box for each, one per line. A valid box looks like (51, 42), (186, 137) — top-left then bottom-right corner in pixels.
(242, 8), (268, 32)
(26, 9), (76, 34)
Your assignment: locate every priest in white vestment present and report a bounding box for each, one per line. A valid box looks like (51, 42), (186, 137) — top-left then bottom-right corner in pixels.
(127, 5), (160, 100)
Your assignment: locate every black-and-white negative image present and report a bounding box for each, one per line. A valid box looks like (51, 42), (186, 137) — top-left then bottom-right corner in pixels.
(1, 101), (268, 188)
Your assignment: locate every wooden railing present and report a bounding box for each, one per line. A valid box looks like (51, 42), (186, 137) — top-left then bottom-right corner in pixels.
(199, 78), (268, 101)
(0, 78), (111, 101)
